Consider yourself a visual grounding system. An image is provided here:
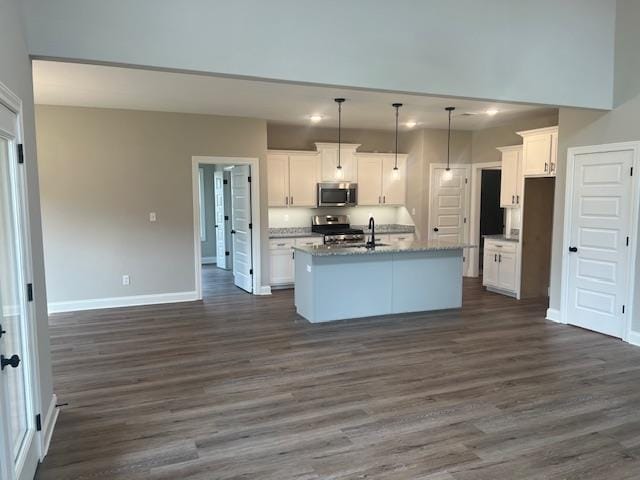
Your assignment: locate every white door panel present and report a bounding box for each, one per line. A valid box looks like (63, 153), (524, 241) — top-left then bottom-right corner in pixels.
(231, 165), (253, 293)
(213, 171), (228, 269)
(566, 149), (633, 338)
(429, 166), (469, 243)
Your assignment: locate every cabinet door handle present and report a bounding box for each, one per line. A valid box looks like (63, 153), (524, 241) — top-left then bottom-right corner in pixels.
(276, 243), (286, 246)
(379, 196), (382, 204)
(550, 163), (555, 173)
(285, 196), (289, 205)
(512, 195), (515, 204)
(516, 195), (520, 204)
(494, 254), (497, 262)
(383, 195), (386, 204)
(290, 196), (294, 205)
(544, 162), (548, 172)
(499, 253), (502, 262)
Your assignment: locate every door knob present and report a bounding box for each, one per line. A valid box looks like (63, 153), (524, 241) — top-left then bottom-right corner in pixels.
(568, 246), (578, 252)
(433, 227), (439, 232)
(0, 324), (5, 339)
(231, 230), (236, 234)
(1, 354), (20, 371)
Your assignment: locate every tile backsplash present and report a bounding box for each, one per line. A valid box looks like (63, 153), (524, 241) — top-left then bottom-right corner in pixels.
(268, 206), (414, 228)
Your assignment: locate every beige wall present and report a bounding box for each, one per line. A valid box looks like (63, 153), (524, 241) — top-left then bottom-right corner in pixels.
(0, 0), (53, 424)
(550, 0), (640, 332)
(36, 106), (268, 303)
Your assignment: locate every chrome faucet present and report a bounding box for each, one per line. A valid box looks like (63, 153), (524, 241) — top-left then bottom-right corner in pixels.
(366, 217), (376, 249)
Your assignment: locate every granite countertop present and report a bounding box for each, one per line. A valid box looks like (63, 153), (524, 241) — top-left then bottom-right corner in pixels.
(268, 228), (324, 239)
(357, 224), (416, 234)
(483, 234), (519, 243)
(293, 240), (474, 257)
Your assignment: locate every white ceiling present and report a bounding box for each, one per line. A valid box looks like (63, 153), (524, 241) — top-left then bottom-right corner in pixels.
(33, 61), (556, 131)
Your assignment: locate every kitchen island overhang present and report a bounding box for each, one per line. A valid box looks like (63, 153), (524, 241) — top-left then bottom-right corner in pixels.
(293, 241), (475, 323)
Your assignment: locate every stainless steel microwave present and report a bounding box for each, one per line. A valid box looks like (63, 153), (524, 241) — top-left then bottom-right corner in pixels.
(317, 182), (358, 207)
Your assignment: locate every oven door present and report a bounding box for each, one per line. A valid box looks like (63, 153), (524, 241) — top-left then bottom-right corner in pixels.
(317, 183), (357, 207)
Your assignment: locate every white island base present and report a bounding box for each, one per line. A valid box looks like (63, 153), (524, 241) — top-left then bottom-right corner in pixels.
(293, 244), (466, 323)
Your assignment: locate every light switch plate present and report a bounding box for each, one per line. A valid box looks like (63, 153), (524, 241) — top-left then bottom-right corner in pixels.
(149, 212), (157, 222)
(122, 275), (130, 286)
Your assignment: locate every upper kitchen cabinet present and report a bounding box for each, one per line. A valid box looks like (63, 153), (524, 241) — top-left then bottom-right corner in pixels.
(497, 145), (522, 208)
(517, 126), (558, 177)
(356, 153), (407, 205)
(316, 143), (359, 182)
(267, 151), (319, 207)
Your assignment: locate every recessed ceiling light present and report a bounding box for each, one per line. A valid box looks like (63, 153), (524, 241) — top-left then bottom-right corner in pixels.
(485, 108), (499, 116)
(405, 121), (417, 128)
(310, 114), (323, 123)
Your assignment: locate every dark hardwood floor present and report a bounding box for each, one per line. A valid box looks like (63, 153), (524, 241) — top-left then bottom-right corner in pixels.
(36, 266), (640, 479)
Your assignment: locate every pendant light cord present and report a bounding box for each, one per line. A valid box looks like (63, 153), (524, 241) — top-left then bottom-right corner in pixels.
(335, 98), (345, 170)
(446, 106), (455, 171)
(394, 105), (399, 170)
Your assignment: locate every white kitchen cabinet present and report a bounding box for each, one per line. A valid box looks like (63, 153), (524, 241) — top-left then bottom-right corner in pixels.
(269, 236), (323, 286)
(382, 156), (407, 205)
(483, 239), (518, 294)
(497, 145), (522, 208)
(517, 126), (558, 177)
(267, 154), (289, 207)
(267, 152), (319, 207)
(316, 143), (359, 182)
(356, 154), (407, 206)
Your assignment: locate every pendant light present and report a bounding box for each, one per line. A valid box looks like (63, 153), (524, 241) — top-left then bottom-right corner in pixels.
(392, 103), (402, 179)
(443, 106), (455, 181)
(335, 98), (345, 179)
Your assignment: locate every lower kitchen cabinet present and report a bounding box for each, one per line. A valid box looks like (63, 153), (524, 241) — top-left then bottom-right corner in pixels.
(483, 239), (518, 295)
(269, 237), (323, 287)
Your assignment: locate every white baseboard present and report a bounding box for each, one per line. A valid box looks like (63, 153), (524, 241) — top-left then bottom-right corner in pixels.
(546, 308), (563, 323)
(256, 285), (272, 295)
(40, 394), (58, 458)
(201, 256), (217, 265)
(627, 331), (640, 347)
(48, 291), (199, 313)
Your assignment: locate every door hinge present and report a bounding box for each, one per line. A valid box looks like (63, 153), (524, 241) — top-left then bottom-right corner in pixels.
(35, 414), (42, 431)
(26, 283), (33, 302)
(463, 217), (467, 224)
(224, 215), (229, 221)
(17, 144), (24, 164)
(225, 251), (230, 256)
(631, 167), (634, 176)
(627, 236), (630, 246)
(223, 179), (228, 185)
(249, 268), (253, 275)
(622, 305), (626, 314)
(249, 223), (253, 229)
(248, 176), (252, 183)
(465, 178), (468, 184)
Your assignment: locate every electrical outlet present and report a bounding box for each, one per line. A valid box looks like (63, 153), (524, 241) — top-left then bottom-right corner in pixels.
(122, 275), (130, 286)
(411, 207), (416, 215)
(149, 212), (157, 222)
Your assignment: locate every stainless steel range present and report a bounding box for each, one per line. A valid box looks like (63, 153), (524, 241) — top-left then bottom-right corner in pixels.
(311, 215), (365, 246)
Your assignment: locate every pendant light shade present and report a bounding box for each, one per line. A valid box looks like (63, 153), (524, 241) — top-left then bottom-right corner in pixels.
(392, 103), (402, 175)
(335, 98), (345, 177)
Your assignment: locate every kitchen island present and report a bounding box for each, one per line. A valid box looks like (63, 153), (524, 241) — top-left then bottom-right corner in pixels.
(293, 240), (473, 323)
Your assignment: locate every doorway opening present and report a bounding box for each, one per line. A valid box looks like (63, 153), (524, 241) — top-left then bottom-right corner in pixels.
(192, 156), (262, 299)
(479, 169), (504, 273)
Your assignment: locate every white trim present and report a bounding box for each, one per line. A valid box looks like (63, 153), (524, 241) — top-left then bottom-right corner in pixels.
(256, 285), (272, 295)
(469, 160), (502, 278)
(40, 394), (58, 458)
(627, 331), (640, 347)
(428, 163), (472, 276)
(545, 308), (563, 323)
(561, 141), (640, 344)
(192, 156), (265, 298)
(201, 256), (217, 265)
(48, 291), (198, 314)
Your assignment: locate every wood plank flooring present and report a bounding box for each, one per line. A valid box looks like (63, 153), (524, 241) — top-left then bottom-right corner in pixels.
(36, 266), (640, 479)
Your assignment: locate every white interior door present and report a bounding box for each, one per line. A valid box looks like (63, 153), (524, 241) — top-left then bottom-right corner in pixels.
(430, 166), (469, 242)
(213, 171), (228, 270)
(230, 165), (253, 293)
(0, 104), (39, 480)
(565, 147), (634, 338)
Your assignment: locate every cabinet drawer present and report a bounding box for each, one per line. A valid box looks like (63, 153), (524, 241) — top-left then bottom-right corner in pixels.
(295, 237), (324, 247)
(484, 240), (516, 253)
(388, 233), (414, 242)
(269, 238), (295, 250)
